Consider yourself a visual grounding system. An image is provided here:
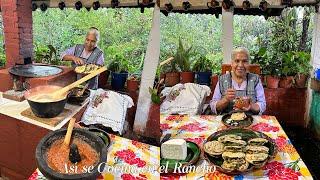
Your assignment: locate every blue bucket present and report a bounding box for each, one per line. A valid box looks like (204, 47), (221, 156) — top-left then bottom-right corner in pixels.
(196, 72), (212, 86)
(111, 72), (128, 91)
(315, 69), (320, 81)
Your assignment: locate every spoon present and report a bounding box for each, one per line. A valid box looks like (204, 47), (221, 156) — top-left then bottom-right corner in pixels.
(64, 117), (76, 146)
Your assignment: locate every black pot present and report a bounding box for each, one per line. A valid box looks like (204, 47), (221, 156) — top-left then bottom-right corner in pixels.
(27, 98), (67, 118)
(25, 85), (68, 118)
(36, 128), (108, 180)
(67, 88), (91, 105)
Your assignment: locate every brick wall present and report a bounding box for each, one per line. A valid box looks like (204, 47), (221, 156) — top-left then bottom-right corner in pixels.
(1, 0), (33, 68)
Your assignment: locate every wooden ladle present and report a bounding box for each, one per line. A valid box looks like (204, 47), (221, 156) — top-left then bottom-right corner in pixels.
(64, 117), (76, 146)
(42, 66), (107, 101)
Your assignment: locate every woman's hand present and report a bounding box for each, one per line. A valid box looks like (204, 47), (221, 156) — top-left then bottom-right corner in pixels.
(223, 88), (236, 102)
(72, 56), (84, 65)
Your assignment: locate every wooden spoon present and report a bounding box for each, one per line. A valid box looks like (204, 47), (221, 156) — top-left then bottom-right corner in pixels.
(50, 66), (107, 100)
(64, 117), (76, 146)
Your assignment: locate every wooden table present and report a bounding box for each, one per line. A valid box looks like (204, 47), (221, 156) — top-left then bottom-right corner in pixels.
(160, 114), (313, 179)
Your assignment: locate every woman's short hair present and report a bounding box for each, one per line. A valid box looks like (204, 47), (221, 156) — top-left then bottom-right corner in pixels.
(231, 47), (250, 62)
(87, 27), (100, 42)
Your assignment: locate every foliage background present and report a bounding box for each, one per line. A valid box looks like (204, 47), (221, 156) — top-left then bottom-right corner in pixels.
(0, 7), (315, 75)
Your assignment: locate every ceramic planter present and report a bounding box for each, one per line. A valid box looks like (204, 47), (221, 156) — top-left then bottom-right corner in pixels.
(279, 76), (294, 88)
(165, 72), (180, 87)
(295, 74), (308, 88)
(127, 79), (139, 92)
(111, 72), (128, 91)
(266, 75), (280, 89)
(145, 103), (161, 139)
(196, 72), (212, 86)
(180, 71), (195, 83)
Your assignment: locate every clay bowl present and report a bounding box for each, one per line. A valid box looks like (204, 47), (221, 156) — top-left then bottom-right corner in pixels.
(67, 87), (91, 105)
(36, 128), (108, 180)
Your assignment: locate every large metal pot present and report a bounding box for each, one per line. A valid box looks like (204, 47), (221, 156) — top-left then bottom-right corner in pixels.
(24, 85), (68, 118)
(36, 128), (108, 180)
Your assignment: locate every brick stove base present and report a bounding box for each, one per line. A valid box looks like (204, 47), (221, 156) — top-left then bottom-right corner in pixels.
(0, 66), (77, 93)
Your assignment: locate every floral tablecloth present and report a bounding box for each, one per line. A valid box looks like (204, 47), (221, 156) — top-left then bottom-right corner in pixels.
(160, 114), (313, 180)
(29, 134), (160, 180)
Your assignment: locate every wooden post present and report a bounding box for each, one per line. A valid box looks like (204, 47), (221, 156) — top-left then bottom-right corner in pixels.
(133, 4), (160, 135)
(307, 5), (320, 127)
(221, 8), (234, 63)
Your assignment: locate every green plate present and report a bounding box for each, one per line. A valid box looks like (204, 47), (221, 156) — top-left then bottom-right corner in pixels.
(160, 141), (201, 173)
(222, 112), (253, 128)
(204, 128), (277, 175)
(88, 127), (111, 149)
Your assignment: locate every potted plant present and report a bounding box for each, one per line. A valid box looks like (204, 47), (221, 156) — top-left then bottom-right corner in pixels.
(294, 52), (312, 88)
(127, 74), (140, 92)
(192, 55), (212, 86)
(145, 81), (162, 139)
(108, 54), (129, 91)
(251, 47), (268, 86)
(264, 53), (281, 89)
(162, 58), (180, 87)
(175, 39), (194, 83)
(34, 44), (62, 65)
(279, 52), (296, 88)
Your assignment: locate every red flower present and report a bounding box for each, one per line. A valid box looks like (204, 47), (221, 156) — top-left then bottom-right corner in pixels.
(127, 158), (140, 165)
(121, 174), (136, 180)
(137, 159), (146, 167)
(160, 173), (184, 180)
(263, 161), (301, 180)
(160, 123), (171, 131)
(28, 171), (38, 180)
(185, 136), (206, 146)
(251, 122), (279, 132)
(180, 122), (206, 132)
(115, 149), (136, 160)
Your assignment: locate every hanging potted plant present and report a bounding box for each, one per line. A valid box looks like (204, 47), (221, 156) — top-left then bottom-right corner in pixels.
(279, 52), (296, 88)
(108, 54), (129, 91)
(192, 55), (212, 86)
(175, 38), (194, 83)
(294, 52), (312, 88)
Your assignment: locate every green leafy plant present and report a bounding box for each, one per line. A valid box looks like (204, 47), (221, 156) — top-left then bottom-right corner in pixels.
(149, 87), (160, 104)
(0, 53), (5, 67)
(295, 51), (312, 76)
(107, 54), (130, 73)
(175, 38), (193, 72)
(34, 44), (61, 65)
(192, 55), (213, 72)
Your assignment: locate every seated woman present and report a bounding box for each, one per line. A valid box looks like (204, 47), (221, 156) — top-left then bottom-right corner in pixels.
(210, 47), (266, 115)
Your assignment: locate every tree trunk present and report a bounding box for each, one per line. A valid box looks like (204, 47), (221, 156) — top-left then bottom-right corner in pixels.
(299, 7), (311, 51)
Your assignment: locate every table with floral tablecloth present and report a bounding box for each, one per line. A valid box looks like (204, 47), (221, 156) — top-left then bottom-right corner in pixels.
(29, 134), (160, 180)
(160, 114), (313, 180)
